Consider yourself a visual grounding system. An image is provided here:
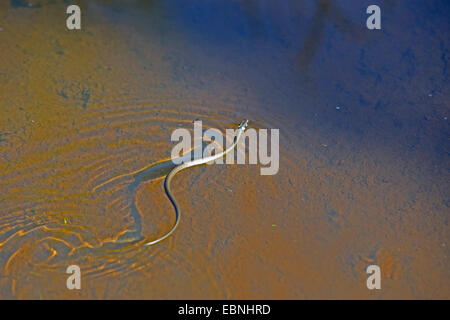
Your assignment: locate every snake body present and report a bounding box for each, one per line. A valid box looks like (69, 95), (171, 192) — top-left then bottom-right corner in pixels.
(144, 119), (249, 246)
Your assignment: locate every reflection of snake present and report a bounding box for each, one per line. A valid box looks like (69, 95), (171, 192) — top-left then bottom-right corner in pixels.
(144, 120), (249, 246)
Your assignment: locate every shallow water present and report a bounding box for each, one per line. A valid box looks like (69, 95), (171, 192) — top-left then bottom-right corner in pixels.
(0, 0), (448, 298)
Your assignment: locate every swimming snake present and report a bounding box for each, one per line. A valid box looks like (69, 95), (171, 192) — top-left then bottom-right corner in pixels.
(143, 119), (249, 246)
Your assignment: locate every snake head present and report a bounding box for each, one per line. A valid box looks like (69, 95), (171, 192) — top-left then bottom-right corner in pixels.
(238, 119), (249, 131)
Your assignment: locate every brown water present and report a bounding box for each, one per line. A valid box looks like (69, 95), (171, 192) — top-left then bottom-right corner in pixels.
(0, 0), (448, 299)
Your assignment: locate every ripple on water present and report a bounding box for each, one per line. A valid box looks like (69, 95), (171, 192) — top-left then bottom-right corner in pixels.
(0, 95), (293, 292)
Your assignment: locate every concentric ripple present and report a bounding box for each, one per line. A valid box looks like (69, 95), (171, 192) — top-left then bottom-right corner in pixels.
(0, 94), (293, 295)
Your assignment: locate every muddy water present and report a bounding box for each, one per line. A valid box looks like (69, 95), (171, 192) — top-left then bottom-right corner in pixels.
(0, 0), (448, 299)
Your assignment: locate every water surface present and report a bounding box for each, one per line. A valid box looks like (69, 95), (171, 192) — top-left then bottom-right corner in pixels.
(0, 0), (448, 298)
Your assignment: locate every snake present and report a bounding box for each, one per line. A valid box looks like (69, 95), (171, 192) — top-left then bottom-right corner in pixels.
(144, 119), (249, 246)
